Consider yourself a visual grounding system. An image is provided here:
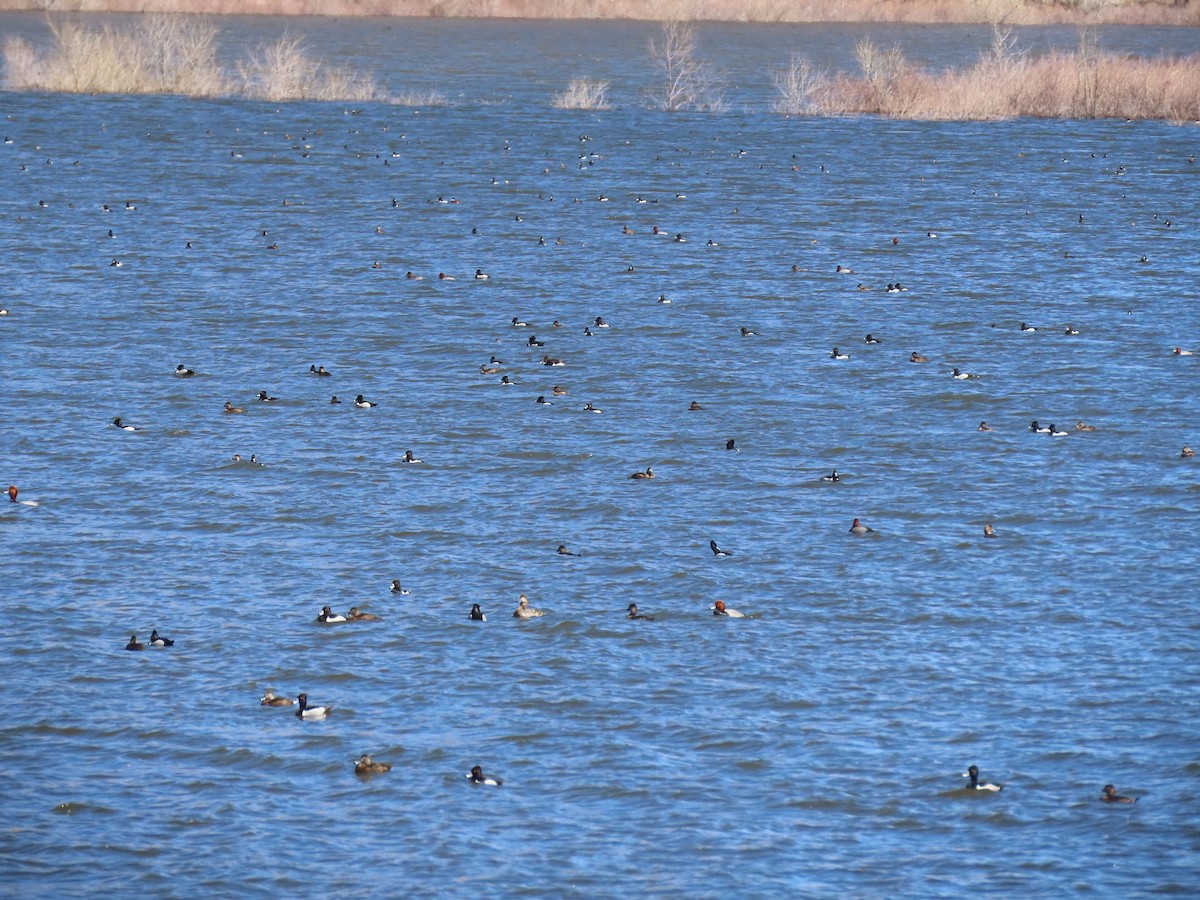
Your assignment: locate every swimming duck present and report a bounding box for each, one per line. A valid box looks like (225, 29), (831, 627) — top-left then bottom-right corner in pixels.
(583, 327), (594, 337)
(1020, 322), (1037, 332)
(513, 594), (546, 618)
(1182, 447), (1195, 458)
(557, 545), (579, 556)
(1174, 347), (1194, 356)
(849, 518), (874, 535)
(836, 265), (854, 274)
(148, 629), (174, 647)
(468, 603), (486, 621)
(627, 603), (654, 620)
(224, 402), (245, 414)
(480, 364), (499, 375)
(864, 334), (880, 344)
(499, 375), (514, 385)
(474, 269), (489, 280)
(583, 402), (601, 413)
(657, 294), (671, 304)
(316, 606), (347, 624)
(535, 395), (551, 406)
(112, 417), (141, 431)
(983, 524), (997, 538)
(390, 580), (411, 595)
(1075, 422), (1096, 432)
(542, 356), (565, 367)
(1030, 421), (1051, 434)
(403, 450), (422, 463)
(405, 271), (422, 280)
(831, 347), (849, 360)
(711, 600), (746, 618)
(726, 439), (737, 451)
(741, 327), (757, 337)
(256, 391), (278, 402)
(1064, 325), (1079, 335)
(962, 765), (1002, 791)
(175, 364), (195, 377)
(467, 765), (502, 786)
(295, 694), (332, 719)
(438, 272), (455, 281)
(710, 539), (732, 557)
(1101, 784), (1136, 803)
(260, 691), (293, 707)
(910, 352), (928, 363)
(354, 395), (377, 408)
(978, 421), (993, 432)
(355, 755), (392, 775)
(527, 336), (544, 347)
(347, 607), (379, 622)
(951, 368), (974, 379)
(125, 634), (145, 651)
(629, 467), (654, 480)
(552, 385), (568, 395)
(689, 401), (704, 411)
(1048, 424), (1069, 436)
(511, 317), (528, 327)
(822, 471), (840, 482)
(594, 317), (610, 328)
(309, 365), (332, 376)
(330, 395), (341, 404)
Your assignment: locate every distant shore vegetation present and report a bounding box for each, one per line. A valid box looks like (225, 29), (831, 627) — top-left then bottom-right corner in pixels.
(4, 15), (1199, 121)
(1, 0), (1196, 26)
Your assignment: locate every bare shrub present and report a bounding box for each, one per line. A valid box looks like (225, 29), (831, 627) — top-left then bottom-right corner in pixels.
(772, 53), (828, 115)
(647, 20), (720, 112)
(552, 77), (611, 110)
(854, 39), (914, 114)
(238, 34), (378, 102)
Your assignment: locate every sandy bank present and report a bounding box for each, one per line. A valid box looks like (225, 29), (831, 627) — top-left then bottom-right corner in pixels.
(2, 0), (1198, 26)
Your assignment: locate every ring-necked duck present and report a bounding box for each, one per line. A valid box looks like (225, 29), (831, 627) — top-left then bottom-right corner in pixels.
(1030, 421), (1051, 434)
(260, 691), (293, 707)
(629, 467), (654, 479)
(500, 375), (514, 385)
(256, 391), (278, 402)
(689, 401), (704, 411)
(822, 471), (840, 482)
(467, 765), (502, 786)
(583, 402), (601, 413)
(710, 539), (731, 557)
(296, 694), (332, 719)
(1064, 324), (1079, 335)
(527, 336), (544, 347)
(390, 580), (411, 595)
(594, 317), (610, 328)
(849, 518), (874, 535)
(711, 600), (746, 618)
(347, 607), (379, 622)
(962, 765), (1002, 791)
(149, 629), (174, 647)
(836, 264), (854, 274)
(511, 317), (527, 327)
(513, 594), (545, 618)
(741, 327), (756, 337)
(475, 269), (489, 280)
(864, 334), (880, 344)
(354, 395), (377, 408)
(356, 755), (392, 775)
(831, 347), (849, 360)
(726, 439), (737, 451)
(1020, 322), (1037, 332)
(627, 603), (654, 620)
(1048, 424), (1069, 436)
(317, 606), (347, 623)
(542, 356), (564, 367)
(403, 450), (422, 463)
(910, 352), (928, 363)
(978, 421), (993, 432)
(330, 395), (341, 404)
(175, 364), (195, 377)
(112, 417), (140, 431)
(557, 545), (578, 556)
(468, 603), (486, 621)
(1101, 784), (1136, 803)
(951, 368), (974, 379)
(125, 634), (145, 651)
(224, 402), (245, 414)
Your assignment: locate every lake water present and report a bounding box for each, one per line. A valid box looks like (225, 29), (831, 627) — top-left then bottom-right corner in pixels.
(2, 14), (1199, 898)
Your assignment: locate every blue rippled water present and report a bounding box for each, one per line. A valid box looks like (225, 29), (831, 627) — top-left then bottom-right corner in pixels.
(1, 15), (1199, 898)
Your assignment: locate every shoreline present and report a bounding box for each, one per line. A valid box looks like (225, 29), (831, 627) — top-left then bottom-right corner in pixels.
(1, 0), (1198, 26)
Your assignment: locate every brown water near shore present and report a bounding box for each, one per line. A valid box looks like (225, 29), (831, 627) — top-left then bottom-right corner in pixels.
(3, 0), (1198, 26)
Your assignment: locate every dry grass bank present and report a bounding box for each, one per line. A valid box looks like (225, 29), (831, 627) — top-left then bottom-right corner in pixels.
(0, 0), (1197, 25)
(780, 28), (1200, 119)
(3, 14), (380, 99)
